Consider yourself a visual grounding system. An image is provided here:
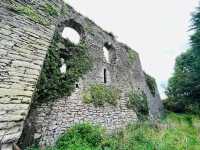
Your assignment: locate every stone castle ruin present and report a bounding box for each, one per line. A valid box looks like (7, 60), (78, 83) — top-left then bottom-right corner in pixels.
(0, 0), (163, 149)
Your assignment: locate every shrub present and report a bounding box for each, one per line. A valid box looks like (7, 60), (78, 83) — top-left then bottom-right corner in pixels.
(56, 123), (103, 150)
(82, 84), (120, 107)
(164, 98), (200, 115)
(127, 90), (148, 120)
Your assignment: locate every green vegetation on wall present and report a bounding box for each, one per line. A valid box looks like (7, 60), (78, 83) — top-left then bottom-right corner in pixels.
(127, 49), (137, 64)
(144, 72), (156, 96)
(127, 90), (148, 120)
(34, 32), (92, 103)
(15, 5), (47, 25)
(8, 0), (59, 25)
(82, 84), (121, 107)
(42, 3), (59, 16)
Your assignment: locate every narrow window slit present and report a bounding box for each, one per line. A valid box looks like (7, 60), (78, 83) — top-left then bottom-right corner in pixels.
(104, 69), (107, 83)
(76, 84), (79, 88)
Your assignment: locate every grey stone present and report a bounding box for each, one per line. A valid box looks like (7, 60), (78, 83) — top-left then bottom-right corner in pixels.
(0, 0), (163, 147)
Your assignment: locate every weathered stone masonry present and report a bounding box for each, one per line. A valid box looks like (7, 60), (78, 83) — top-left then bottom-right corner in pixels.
(0, 0), (64, 149)
(0, 0), (163, 149)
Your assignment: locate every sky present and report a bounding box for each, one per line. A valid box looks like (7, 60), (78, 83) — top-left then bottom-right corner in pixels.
(65, 0), (199, 98)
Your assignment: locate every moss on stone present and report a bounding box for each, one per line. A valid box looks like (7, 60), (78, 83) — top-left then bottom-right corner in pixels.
(15, 5), (48, 25)
(8, 1), (59, 26)
(42, 3), (59, 16)
(82, 84), (121, 107)
(127, 49), (137, 64)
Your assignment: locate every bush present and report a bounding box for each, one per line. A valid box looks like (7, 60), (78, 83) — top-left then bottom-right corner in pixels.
(127, 90), (148, 120)
(82, 84), (120, 107)
(56, 123), (103, 150)
(164, 98), (200, 115)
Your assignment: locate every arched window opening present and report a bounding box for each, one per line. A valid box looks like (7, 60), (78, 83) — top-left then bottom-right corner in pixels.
(60, 58), (66, 74)
(61, 27), (80, 44)
(103, 46), (109, 63)
(103, 42), (117, 64)
(104, 68), (107, 84)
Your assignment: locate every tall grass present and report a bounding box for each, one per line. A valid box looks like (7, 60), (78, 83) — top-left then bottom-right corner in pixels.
(28, 113), (200, 150)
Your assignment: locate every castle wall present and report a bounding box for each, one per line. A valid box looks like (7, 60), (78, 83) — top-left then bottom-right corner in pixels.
(28, 5), (163, 145)
(0, 1), (163, 148)
(0, 0), (63, 148)
(31, 88), (137, 146)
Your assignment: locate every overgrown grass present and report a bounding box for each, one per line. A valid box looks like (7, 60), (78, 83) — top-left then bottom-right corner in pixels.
(82, 84), (121, 107)
(28, 113), (200, 150)
(108, 113), (200, 150)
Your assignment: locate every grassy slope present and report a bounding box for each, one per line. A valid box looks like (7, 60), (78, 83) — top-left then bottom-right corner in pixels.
(114, 113), (200, 150)
(28, 113), (200, 150)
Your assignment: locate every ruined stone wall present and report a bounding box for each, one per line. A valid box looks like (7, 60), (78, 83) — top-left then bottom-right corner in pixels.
(31, 89), (137, 146)
(0, 1), (163, 148)
(28, 4), (163, 146)
(0, 0), (64, 148)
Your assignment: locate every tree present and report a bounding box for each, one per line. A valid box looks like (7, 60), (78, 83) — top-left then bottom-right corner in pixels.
(165, 3), (200, 114)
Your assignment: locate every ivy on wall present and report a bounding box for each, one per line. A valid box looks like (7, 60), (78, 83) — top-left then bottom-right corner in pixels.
(127, 90), (148, 120)
(82, 84), (121, 107)
(144, 72), (156, 97)
(34, 32), (92, 103)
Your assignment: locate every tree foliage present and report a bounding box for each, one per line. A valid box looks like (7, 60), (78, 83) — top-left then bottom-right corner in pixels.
(165, 4), (200, 114)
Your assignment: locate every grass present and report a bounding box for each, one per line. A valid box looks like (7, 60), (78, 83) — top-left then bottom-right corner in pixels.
(27, 113), (200, 150)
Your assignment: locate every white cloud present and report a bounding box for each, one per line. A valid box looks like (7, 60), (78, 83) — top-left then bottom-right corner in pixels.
(66, 0), (199, 98)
